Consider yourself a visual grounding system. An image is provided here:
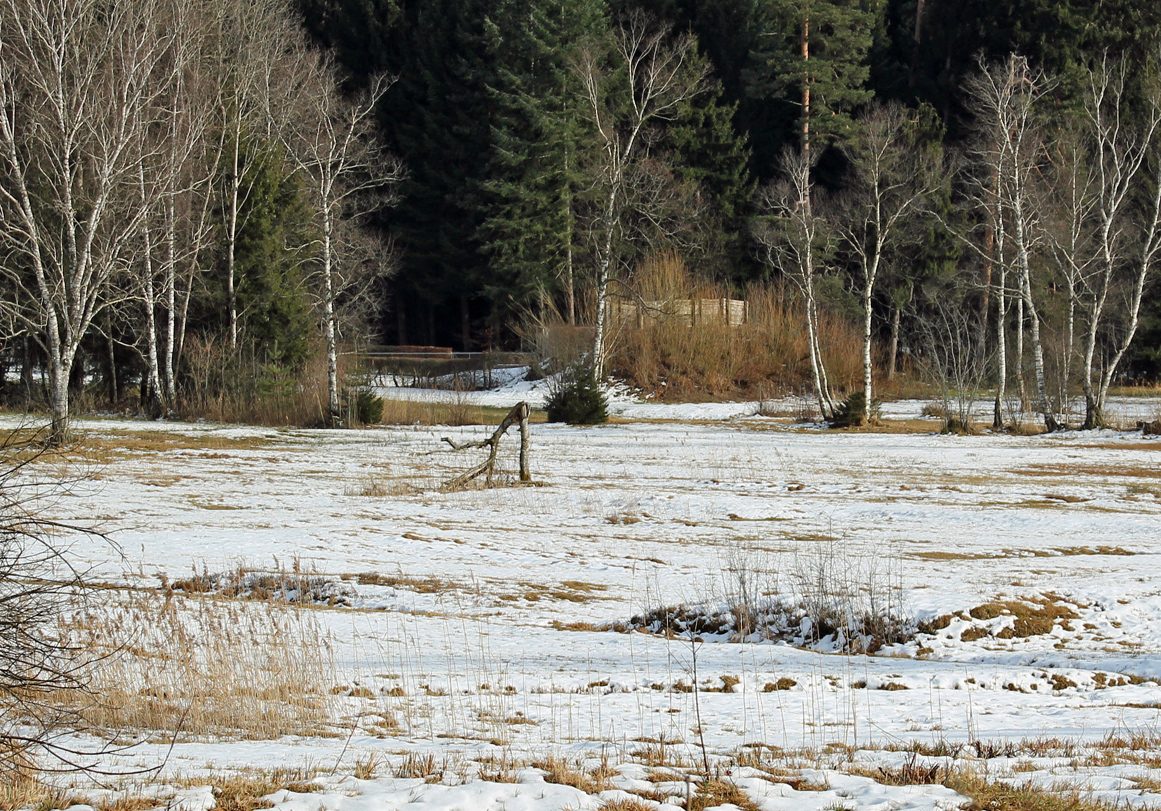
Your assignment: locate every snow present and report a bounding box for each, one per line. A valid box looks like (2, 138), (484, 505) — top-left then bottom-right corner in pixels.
(16, 386), (1161, 810)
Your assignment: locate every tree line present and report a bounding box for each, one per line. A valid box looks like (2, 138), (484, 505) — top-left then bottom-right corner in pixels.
(304, 0), (1161, 424)
(2, 0), (1161, 437)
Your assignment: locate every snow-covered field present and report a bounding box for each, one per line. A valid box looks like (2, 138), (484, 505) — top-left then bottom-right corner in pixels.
(18, 392), (1161, 810)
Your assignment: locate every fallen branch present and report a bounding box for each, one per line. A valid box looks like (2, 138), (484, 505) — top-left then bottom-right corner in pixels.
(441, 402), (530, 490)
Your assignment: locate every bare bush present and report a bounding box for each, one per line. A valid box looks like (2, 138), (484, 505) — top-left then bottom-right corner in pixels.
(0, 429), (103, 781)
(915, 294), (990, 433)
(629, 541), (912, 653)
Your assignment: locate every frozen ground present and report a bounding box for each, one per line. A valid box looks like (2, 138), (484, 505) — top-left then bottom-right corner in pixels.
(15, 391), (1161, 810)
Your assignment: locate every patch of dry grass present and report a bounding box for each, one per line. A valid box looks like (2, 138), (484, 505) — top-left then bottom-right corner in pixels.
(353, 571), (458, 594)
(378, 399), (548, 427)
(599, 799), (657, 811)
(945, 771), (1117, 811)
(59, 589), (344, 740)
(68, 430), (281, 464)
(688, 778), (759, 811)
(609, 258), (870, 401)
(204, 769), (322, 811)
(0, 767), (72, 811)
(1016, 463), (1161, 480)
(911, 551), (994, 561)
(921, 595), (1080, 639)
(534, 756), (617, 794)
(969, 597), (1079, 638)
(394, 753), (445, 782)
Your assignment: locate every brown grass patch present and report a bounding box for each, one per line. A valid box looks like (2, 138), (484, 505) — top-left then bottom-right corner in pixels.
(551, 620), (610, 632)
(517, 582), (612, 604)
(946, 771), (1115, 811)
(1016, 463), (1161, 480)
(763, 678), (797, 692)
(608, 259), (870, 401)
(378, 399), (548, 427)
(859, 753), (948, 786)
(599, 799), (657, 811)
(911, 551), (993, 561)
(394, 753), (444, 782)
(689, 779), (758, 811)
(968, 597), (1079, 638)
(202, 769), (322, 811)
(69, 429), (281, 463)
(534, 756), (617, 794)
(60, 589), (343, 740)
(354, 572), (458, 593)
(631, 741), (690, 768)
(0, 770), (72, 811)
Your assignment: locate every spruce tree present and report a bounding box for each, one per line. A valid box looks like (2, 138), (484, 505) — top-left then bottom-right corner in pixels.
(669, 80), (756, 281)
(384, 0), (498, 346)
(478, 0), (609, 328)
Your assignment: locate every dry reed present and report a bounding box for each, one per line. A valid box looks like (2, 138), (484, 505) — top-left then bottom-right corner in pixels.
(60, 589), (343, 740)
(608, 254), (866, 400)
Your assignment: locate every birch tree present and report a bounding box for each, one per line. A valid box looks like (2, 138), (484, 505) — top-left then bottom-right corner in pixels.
(573, 13), (707, 377)
(754, 147), (837, 420)
(965, 56), (1060, 432)
(283, 61), (400, 424)
(1041, 120), (1097, 418)
(204, 0), (299, 351)
(0, 0), (178, 443)
(837, 103), (937, 424)
(1073, 56), (1161, 428)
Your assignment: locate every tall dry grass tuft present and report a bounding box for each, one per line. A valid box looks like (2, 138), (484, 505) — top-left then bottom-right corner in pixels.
(0, 761), (66, 811)
(61, 590), (342, 740)
(609, 254), (864, 400)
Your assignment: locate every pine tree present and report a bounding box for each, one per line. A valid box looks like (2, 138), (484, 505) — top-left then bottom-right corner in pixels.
(753, 0), (882, 155)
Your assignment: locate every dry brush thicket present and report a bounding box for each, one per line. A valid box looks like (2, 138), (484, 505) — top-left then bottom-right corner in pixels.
(608, 254), (865, 402)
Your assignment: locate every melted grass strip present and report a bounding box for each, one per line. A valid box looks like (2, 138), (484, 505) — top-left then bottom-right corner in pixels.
(1016, 463), (1161, 480)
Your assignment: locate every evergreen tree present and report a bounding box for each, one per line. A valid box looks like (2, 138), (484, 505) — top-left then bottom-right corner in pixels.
(202, 141), (316, 368)
(384, 0), (498, 347)
(237, 147), (316, 368)
(477, 0), (609, 328)
(909, 0), (1161, 132)
(669, 80), (757, 281)
(752, 0), (882, 157)
(297, 0), (400, 84)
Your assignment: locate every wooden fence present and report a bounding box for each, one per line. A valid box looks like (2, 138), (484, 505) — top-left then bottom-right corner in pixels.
(606, 298), (748, 329)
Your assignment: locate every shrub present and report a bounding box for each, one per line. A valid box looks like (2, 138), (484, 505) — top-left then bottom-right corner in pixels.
(177, 335), (327, 427)
(545, 364), (607, 425)
(351, 388), (383, 426)
(828, 391), (880, 428)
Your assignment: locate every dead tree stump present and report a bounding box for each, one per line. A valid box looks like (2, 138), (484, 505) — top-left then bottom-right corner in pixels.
(442, 402), (531, 490)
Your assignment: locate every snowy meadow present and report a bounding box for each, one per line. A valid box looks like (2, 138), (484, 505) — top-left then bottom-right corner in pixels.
(12, 393), (1161, 811)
